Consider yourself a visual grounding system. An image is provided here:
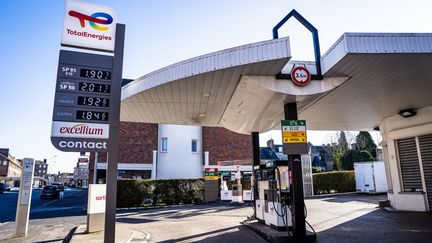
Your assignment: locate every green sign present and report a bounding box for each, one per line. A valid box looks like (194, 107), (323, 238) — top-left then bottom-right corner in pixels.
(205, 172), (218, 177)
(281, 120), (305, 126)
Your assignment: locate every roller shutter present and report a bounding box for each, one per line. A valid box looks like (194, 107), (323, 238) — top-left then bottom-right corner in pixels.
(419, 134), (432, 211)
(396, 138), (422, 192)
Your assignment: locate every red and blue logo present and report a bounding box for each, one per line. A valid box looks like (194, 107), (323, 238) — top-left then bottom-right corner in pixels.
(69, 11), (113, 31)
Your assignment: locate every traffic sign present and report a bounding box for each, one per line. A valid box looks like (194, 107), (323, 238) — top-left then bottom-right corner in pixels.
(291, 66), (311, 86)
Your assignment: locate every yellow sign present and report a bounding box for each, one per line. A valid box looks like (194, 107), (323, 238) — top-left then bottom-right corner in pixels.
(283, 137), (306, 143)
(205, 176), (219, 181)
(282, 131), (306, 137)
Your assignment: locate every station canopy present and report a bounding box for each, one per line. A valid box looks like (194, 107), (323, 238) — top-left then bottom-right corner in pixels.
(121, 33), (432, 134)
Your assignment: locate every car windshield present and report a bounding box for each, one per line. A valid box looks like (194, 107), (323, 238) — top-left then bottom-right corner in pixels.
(44, 186), (57, 192)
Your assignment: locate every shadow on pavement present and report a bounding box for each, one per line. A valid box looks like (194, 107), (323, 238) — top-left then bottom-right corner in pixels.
(117, 203), (251, 221)
(313, 193), (387, 204)
(158, 225), (265, 243)
(116, 217), (158, 224)
(316, 208), (432, 242)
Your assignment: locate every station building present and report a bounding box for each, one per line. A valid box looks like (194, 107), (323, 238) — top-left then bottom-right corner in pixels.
(89, 123), (253, 182)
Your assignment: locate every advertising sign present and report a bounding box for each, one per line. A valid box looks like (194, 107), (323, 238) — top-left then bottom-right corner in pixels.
(20, 159), (35, 205)
(51, 121), (109, 139)
(87, 184), (106, 214)
(51, 50), (114, 152)
(62, 0), (117, 52)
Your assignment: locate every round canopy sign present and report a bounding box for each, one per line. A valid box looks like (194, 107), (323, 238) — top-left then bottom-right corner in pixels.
(291, 66), (311, 86)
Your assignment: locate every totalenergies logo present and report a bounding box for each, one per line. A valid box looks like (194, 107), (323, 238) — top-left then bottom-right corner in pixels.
(68, 11), (113, 31)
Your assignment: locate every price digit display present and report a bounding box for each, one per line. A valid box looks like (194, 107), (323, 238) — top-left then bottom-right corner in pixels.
(80, 68), (111, 80)
(76, 110), (109, 121)
(79, 82), (111, 93)
(77, 96), (110, 107)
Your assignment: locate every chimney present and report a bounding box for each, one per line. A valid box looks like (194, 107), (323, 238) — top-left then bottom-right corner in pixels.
(267, 138), (275, 150)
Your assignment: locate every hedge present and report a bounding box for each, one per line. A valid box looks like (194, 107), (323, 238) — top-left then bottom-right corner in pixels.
(313, 171), (355, 195)
(116, 179), (204, 208)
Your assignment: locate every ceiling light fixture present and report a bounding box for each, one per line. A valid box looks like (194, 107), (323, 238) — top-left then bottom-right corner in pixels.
(398, 109), (416, 118)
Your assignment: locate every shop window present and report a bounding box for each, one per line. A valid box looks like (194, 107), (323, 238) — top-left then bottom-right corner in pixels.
(161, 137), (168, 152)
(396, 137), (422, 192)
(192, 139), (199, 153)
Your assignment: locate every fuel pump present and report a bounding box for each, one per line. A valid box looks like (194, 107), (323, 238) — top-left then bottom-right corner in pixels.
(255, 160), (292, 231)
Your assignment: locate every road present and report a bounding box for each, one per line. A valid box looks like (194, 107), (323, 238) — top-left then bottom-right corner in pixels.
(0, 187), (87, 224)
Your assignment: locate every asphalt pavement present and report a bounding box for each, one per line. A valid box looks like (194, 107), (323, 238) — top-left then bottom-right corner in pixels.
(0, 187), (87, 242)
(0, 187), (87, 224)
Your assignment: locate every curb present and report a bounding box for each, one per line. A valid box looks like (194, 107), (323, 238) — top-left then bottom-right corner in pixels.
(117, 201), (253, 212)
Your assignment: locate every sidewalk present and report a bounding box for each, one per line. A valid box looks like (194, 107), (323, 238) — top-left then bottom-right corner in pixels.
(0, 216), (84, 243)
(71, 224), (149, 243)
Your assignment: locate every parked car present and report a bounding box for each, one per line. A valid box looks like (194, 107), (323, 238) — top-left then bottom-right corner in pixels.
(0, 183), (11, 192)
(40, 186), (61, 199)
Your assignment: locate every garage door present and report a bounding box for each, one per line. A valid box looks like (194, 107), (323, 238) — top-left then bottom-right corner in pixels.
(419, 134), (432, 211)
(397, 138), (422, 192)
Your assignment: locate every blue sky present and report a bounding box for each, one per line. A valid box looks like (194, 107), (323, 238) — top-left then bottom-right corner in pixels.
(1, 0), (431, 172)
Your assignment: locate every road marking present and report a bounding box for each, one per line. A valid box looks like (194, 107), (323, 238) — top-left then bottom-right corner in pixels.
(0, 221), (10, 227)
(126, 230), (151, 243)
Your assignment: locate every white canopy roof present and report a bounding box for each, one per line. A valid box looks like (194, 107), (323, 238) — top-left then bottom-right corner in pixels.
(121, 33), (432, 133)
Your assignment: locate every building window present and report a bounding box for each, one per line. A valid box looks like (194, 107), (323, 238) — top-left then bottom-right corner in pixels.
(191, 139), (199, 153)
(39, 170), (42, 173)
(161, 137), (168, 152)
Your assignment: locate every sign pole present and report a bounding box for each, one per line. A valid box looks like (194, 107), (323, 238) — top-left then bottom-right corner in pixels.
(14, 158), (35, 238)
(104, 23), (125, 243)
(283, 103), (306, 242)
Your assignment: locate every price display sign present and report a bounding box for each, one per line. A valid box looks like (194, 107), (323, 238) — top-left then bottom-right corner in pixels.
(51, 50), (115, 152)
(281, 120), (308, 155)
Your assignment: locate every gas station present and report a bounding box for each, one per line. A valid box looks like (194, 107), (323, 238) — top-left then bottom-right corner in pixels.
(120, 12), (432, 243)
(49, 1), (432, 242)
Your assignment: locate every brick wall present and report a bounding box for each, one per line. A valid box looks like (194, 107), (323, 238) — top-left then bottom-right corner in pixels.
(202, 127), (252, 165)
(88, 123), (253, 182)
(89, 122), (158, 182)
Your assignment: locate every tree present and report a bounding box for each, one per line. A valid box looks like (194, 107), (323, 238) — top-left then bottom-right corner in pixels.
(340, 150), (374, 170)
(338, 131), (348, 155)
(355, 131), (377, 159)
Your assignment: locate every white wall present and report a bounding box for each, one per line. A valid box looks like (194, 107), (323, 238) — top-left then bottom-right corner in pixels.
(380, 106), (432, 211)
(157, 124), (203, 179)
